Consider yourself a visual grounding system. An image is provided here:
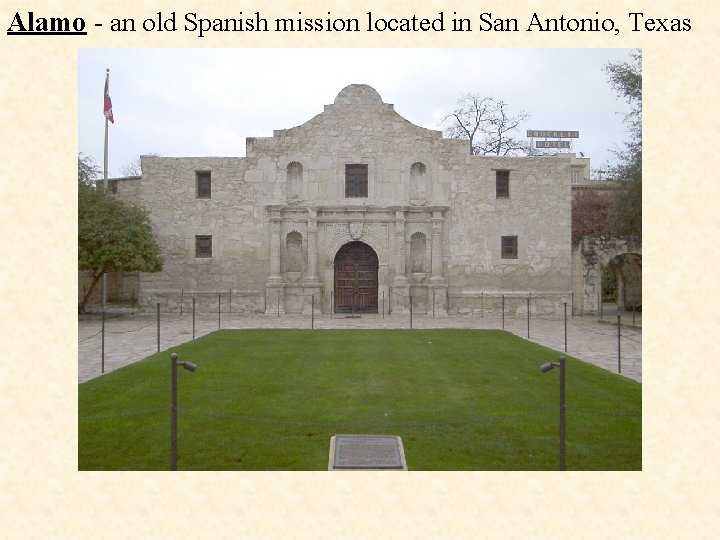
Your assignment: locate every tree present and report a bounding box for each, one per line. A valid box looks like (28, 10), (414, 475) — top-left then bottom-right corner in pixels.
(119, 158), (142, 177)
(441, 94), (531, 156)
(119, 153), (160, 177)
(571, 189), (613, 244)
(78, 182), (163, 312)
(605, 50), (642, 237)
(78, 153), (100, 186)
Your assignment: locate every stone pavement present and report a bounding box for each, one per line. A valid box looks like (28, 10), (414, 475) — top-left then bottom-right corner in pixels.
(78, 311), (641, 384)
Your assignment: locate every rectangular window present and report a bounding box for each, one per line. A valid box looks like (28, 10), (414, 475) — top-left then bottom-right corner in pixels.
(571, 170), (580, 184)
(496, 170), (510, 198)
(196, 171), (211, 198)
(345, 164), (368, 198)
(195, 235), (212, 258)
(501, 236), (518, 259)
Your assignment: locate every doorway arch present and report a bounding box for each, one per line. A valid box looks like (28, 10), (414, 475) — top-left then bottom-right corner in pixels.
(334, 241), (378, 313)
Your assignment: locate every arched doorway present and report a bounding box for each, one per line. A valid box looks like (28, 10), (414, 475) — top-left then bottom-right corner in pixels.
(334, 241), (378, 313)
(604, 253), (642, 311)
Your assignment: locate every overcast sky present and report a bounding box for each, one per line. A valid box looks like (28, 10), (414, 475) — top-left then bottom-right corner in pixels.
(78, 48), (634, 178)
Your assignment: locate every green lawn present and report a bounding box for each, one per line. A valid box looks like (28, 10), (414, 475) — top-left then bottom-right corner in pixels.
(79, 329), (641, 470)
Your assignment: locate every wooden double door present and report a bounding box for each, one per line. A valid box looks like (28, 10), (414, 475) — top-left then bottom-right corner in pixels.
(334, 242), (378, 313)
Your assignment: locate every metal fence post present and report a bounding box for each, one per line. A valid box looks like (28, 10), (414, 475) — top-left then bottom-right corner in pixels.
(192, 297), (196, 339)
(502, 294), (505, 329)
(382, 291), (384, 319)
(331, 291), (333, 319)
(409, 295), (413, 329)
(433, 291), (436, 318)
(277, 290), (280, 317)
(311, 295), (315, 329)
(617, 315), (622, 374)
(218, 292), (221, 330)
(481, 291), (484, 318)
(180, 289), (184, 317)
(559, 355), (567, 471)
(101, 309), (105, 374)
(564, 302), (567, 353)
(527, 296), (530, 339)
(229, 289), (232, 315)
(157, 303), (161, 353)
(170, 353), (178, 471)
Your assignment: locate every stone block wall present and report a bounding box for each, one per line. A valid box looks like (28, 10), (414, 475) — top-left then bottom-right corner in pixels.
(108, 85), (576, 315)
(444, 154), (573, 306)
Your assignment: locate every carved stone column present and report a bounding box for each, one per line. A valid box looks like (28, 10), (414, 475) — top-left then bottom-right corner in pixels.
(390, 210), (409, 313)
(300, 207), (322, 314)
(392, 210), (407, 286)
(268, 209), (282, 283)
(305, 207), (319, 283)
(430, 210), (445, 282)
(265, 207), (285, 314)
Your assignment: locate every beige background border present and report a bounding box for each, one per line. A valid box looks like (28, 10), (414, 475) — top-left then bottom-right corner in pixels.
(1, 0), (718, 537)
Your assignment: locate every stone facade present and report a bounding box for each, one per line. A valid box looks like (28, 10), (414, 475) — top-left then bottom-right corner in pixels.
(112, 84), (578, 315)
(571, 236), (642, 315)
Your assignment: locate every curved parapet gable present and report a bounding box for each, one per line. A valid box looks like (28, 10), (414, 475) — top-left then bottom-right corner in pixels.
(247, 84), (448, 154)
(333, 84), (384, 106)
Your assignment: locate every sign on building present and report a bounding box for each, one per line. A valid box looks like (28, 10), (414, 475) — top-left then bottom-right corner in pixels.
(536, 140), (571, 149)
(527, 130), (580, 139)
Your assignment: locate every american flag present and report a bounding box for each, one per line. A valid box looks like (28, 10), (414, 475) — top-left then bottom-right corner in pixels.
(104, 72), (114, 124)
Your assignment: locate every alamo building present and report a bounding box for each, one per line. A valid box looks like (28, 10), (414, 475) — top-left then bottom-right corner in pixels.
(100, 84), (636, 316)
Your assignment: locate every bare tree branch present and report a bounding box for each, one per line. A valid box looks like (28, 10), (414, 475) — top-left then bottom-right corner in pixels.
(119, 152), (161, 177)
(441, 94), (531, 156)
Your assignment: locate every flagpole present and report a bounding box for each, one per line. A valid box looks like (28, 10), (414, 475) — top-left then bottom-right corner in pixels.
(102, 68), (109, 311)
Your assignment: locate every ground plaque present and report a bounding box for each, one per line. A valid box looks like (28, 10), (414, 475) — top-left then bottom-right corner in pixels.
(328, 435), (408, 470)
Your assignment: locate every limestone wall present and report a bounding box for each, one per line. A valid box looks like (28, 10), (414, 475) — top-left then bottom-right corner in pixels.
(244, 84), (460, 209)
(135, 155), (268, 309)
(116, 84), (575, 314)
(446, 155), (572, 294)
(571, 236), (642, 315)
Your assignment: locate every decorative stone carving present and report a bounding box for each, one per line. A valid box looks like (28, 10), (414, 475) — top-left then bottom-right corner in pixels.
(305, 208), (320, 283)
(268, 212), (282, 282)
(349, 221), (364, 240)
(326, 222), (385, 265)
(393, 210), (407, 285)
(430, 210), (445, 282)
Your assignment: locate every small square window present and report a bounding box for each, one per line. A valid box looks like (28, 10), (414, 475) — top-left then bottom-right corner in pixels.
(345, 164), (368, 198)
(196, 171), (211, 198)
(496, 170), (510, 198)
(501, 236), (518, 259)
(195, 235), (212, 258)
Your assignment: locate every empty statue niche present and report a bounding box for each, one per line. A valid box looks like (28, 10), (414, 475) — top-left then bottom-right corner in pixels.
(410, 162), (427, 201)
(286, 161), (303, 201)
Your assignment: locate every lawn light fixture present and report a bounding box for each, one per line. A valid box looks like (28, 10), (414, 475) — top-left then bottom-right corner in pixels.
(181, 361), (197, 372)
(171, 352), (197, 471)
(540, 362), (555, 373)
(540, 355), (566, 471)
